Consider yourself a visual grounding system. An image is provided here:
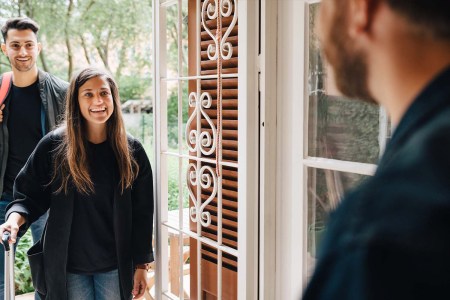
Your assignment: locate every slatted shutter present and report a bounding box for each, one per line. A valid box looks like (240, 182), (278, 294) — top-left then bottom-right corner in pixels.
(188, 0), (238, 299)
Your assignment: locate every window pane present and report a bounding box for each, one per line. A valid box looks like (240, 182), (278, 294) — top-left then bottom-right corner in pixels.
(167, 81), (180, 151)
(165, 3), (180, 76)
(166, 156), (190, 214)
(181, 0), (189, 77)
(306, 167), (369, 275)
(168, 233), (191, 298)
(307, 3), (380, 164)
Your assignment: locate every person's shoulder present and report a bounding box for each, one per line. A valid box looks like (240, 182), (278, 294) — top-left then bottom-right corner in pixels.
(126, 134), (150, 163)
(401, 110), (450, 163)
(127, 133), (144, 149)
(31, 127), (65, 155)
(50, 126), (66, 140)
(43, 127), (65, 143)
(38, 69), (69, 89)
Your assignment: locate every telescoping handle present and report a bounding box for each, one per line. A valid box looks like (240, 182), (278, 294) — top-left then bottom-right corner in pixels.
(1, 232), (10, 251)
(2, 231), (15, 300)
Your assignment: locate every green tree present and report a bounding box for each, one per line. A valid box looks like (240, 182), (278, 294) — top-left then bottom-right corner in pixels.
(1, 0), (153, 101)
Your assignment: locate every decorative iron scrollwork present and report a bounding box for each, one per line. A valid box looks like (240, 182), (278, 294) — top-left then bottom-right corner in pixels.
(187, 163), (217, 227)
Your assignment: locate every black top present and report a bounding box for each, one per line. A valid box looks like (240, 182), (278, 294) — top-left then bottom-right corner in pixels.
(4, 80), (42, 194)
(303, 66), (450, 300)
(0, 70), (68, 197)
(67, 141), (119, 274)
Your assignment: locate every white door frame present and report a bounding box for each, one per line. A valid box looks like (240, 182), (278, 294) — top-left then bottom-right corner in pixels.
(237, 0), (259, 299)
(276, 1), (308, 299)
(152, 0), (263, 299)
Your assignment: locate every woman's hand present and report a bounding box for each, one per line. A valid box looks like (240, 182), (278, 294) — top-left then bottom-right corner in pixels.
(0, 212), (24, 244)
(132, 268), (148, 299)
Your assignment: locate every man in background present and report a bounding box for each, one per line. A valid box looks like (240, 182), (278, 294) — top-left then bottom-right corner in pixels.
(304, 0), (450, 299)
(0, 17), (67, 298)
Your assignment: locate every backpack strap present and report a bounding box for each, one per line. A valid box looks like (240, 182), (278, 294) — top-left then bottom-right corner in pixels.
(0, 71), (13, 106)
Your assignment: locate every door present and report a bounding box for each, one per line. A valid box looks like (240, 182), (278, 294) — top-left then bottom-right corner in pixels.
(153, 1), (243, 299)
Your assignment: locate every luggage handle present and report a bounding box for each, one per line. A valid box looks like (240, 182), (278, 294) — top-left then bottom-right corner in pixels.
(2, 232), (11, 251)
(2, 231), (15, 300)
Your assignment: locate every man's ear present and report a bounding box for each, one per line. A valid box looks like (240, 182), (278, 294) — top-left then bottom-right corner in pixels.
(37, 42), (42, 55)
(1, 43), (7, 56)
(348, 0), (379, 38)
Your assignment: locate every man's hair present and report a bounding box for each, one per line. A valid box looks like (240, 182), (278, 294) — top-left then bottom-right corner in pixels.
(386, 0), (450, 39)
(1, 17), (40, 43)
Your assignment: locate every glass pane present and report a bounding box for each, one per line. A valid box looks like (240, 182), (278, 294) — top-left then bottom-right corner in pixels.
(181, 0), (189, 77)
(165, 3), (180, 76)
(167, 155), (182, 214)
(306, 167), (369, 275)
(307, 3), (380, 164)
(168, 233), (192, 298)
(180, 159), (192, 234)
(181, 80), (190, 154)
(221, 251), (238, 300)
(185, 239), (221, 299)
(167, 81), (180, 151)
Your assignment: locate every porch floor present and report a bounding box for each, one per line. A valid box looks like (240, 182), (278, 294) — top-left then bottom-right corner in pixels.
(16, 293), (33, 299)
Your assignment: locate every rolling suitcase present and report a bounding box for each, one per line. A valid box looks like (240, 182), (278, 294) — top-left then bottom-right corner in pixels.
(2, 232), (14, 300)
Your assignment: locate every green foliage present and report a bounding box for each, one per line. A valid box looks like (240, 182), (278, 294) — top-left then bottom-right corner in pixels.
(124, 113), (154, 161)
(167, 84), (189, 149)
(167, 156), (189, 211)
(0, 0), (153, 85)
(123, 112), (188, 211)
(119, 75), (152, 103)
(14, 231), (34, 295)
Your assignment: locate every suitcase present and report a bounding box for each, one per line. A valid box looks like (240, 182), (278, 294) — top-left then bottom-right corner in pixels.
(2, 232), (14, 300)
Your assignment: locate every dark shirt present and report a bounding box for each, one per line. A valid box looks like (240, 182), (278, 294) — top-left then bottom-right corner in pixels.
(67, 141), (119, 274)
(303, 66), (450, 300)
(4, 81), (42, 194)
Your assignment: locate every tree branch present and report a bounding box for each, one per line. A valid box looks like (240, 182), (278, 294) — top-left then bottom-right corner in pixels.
(81, 0), (96, 18)
(39, 49), (49, 72)
(64, 0), (75, 80)
(95, 30), (112, 71)
(79, 34), (91, 64)
(114, 41), (127, 80)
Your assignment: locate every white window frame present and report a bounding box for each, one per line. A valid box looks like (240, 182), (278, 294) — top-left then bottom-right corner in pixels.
(275, 0), (389, 298)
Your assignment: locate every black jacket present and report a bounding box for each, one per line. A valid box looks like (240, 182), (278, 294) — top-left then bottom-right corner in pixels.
(0, 69), (68, 195)
(303, 67), (450, 299)
(6, 129), (154, 300)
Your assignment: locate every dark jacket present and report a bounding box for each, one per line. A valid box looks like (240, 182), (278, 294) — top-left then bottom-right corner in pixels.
(303, 66), (450, 300)
(0, 69), (68, 195)
(6, 129), (154, 300)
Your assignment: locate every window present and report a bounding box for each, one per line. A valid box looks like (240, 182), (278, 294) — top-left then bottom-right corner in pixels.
(276, 1), (391, 298)
(304, 1), (390, 277)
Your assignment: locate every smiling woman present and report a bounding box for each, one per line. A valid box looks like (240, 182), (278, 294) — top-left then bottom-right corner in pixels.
(78, 76), (115, 143)
(0, 67), (155, 300)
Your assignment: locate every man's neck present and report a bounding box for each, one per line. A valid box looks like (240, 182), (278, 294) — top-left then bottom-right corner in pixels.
(12, 66), (39, 87)
(368, 35), (450, 126)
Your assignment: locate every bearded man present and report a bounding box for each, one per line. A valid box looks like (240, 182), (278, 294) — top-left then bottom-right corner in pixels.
(303, 0), (450, 299)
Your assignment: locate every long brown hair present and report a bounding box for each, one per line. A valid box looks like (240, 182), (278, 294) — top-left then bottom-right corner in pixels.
(52, 67), (138, 195)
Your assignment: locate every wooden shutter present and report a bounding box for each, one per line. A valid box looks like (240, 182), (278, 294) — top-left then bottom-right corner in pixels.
(188, 0), (238, 299)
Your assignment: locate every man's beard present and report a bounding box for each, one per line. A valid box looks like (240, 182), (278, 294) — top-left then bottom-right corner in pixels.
(9, 56), (35, 72)
(322, 8), (376, 104)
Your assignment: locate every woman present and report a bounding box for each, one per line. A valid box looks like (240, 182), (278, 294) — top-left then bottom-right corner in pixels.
(0, 67), (154, 300)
